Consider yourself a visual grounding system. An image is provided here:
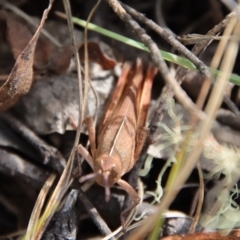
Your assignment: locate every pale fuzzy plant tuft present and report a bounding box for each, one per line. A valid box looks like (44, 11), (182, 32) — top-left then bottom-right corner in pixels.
(143, 99), (192, 204)
(200, 187), (240, 231)
(141, 98), (240, 222)
(146, 99), (191, 164)
(203, 138), (240, 183)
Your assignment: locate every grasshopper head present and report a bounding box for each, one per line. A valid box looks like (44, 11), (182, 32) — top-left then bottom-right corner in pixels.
(94, 154), (122, 188)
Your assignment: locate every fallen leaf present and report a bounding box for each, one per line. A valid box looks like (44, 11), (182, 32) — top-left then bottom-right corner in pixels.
(0, 0), (53, 113)
(34, 36), (53, 69)
(0, 11), (33, 60)
(14, 71), (117, 134)
(0, 148), (50, 189)
(14, 39), (119, 135)
(79, 41), (116, 70)
(48, 45), (73, 74)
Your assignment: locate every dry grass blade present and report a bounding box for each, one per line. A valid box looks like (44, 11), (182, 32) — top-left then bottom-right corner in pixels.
(83, 0), (101, 124)
(78, 188), (113, 237)
(128, 5), (240, 240)
(0, 0), (53, 112)
(24, 174), (56, 240)
(198, 11), (240, 229)
(32, 1), (85, 239)
(189, 163), (204, 233)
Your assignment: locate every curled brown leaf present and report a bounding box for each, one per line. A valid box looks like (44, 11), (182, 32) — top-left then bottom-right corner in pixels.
(0, 0), (54, 113)
(79, 41), (116, 70)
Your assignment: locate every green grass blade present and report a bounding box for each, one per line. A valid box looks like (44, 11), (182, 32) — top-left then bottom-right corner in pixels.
(72, 17), (240, 86)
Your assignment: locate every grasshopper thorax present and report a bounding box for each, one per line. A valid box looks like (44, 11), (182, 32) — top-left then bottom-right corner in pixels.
(94, 154), (122, 187)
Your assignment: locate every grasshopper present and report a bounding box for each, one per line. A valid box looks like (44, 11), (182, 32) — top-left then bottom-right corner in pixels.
(77, 59), (157, 224)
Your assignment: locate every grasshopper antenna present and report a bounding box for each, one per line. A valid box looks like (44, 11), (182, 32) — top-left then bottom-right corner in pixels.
(79, 171), (100, 183)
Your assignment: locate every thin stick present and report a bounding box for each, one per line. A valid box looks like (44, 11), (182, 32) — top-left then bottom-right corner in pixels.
(63, 0), (84, 135)
(120, 1), (211, 79)
(123, 6), (240, 137)
(121, 3), (240, 118)
(78, 188), (113, 237)
(189, 162), (204, 233)
(1, 113), (66, 173)
(107, 0), (171, 79)
(176, 11), (235, 82)
(128, 7), (240, 240)
(83, 0), (101, 125)
(107, 0), (206, 132)
(34, 1), (84, 238)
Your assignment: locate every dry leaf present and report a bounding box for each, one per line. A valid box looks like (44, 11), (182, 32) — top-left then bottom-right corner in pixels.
(14, 40), (119, 134)
(15, 70), (118, 134)
(79, 41), (116, 70)
(48, 45), (73, 74)
(0, 11), (32, 60)
(0, 1), (53, 112)
(34, 36), (53, 70)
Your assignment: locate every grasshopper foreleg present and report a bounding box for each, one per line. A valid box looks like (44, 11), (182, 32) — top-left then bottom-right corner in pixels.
(76, 145), (94, 170)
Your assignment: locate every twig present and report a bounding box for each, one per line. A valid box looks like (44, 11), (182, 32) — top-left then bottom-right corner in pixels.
(78, 188), (113, 238)
(0, 148), (50, 189)
(121, 3), (240, 119)
(107, 0), (206, 138)
(83, 0), (101, 125)
(121, 3), (240, 118)
(191, 12), (235, 56)
(0, 0), (61, 47)
(129, 4), (240, 239)
(1, 113), (66, 173)
(176, 11), (235, 82)
(120, 1), (211, 79)
(216, 108), (240, 130)
(107, 0), (171, 78)
(189, 162), (204, 233)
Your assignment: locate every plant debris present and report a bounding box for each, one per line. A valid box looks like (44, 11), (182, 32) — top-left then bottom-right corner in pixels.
(1, 1), (240, 239)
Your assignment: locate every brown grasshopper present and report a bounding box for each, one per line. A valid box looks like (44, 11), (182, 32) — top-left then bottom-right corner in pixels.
(77, 59), (157, 224)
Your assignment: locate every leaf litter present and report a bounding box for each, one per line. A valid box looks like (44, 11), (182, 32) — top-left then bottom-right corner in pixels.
(2, 1), (240, 240)
(0, 1), (53, 112)
(14, 40), (118, 134)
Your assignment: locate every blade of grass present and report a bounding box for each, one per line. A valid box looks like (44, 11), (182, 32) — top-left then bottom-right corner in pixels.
(55, 12), (240, 87)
